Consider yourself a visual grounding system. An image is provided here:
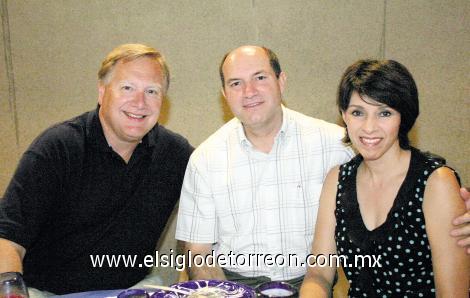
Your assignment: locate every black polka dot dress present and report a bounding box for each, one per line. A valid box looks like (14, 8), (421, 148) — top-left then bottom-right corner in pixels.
(334, 147), (459, 297)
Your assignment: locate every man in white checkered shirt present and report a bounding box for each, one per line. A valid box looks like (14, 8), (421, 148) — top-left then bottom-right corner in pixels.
(176, 45), (470, 289)
(175, 45), (354, 289)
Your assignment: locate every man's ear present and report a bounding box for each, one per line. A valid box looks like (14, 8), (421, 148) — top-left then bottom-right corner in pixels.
(221, 87), (226, 99)
(278, 71), (287, 94)
(98, 82), (105, 105)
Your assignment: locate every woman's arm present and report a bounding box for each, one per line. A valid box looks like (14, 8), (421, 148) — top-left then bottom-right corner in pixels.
(423, 167), (470, 297)
(300, 166), (341, 297)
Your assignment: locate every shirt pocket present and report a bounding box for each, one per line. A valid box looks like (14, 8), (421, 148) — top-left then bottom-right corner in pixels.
(291, 183), (323, 237)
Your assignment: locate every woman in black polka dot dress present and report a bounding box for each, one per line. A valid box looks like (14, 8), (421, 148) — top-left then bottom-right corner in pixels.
(300, 60), (469, 297)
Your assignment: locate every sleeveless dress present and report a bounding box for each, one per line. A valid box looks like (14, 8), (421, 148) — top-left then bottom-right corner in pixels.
(334, 147), (459, 297)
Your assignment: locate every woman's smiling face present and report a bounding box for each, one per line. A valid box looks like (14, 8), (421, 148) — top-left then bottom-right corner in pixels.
(342, 91), (402, 161)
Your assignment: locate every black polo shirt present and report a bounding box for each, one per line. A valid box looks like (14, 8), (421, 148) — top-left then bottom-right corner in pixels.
(0, 108), (192, 294)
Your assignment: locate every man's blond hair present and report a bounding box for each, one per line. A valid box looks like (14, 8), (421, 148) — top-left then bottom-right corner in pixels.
(98, 43), (170, 92)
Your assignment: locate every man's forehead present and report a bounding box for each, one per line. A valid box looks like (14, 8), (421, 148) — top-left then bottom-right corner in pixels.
(106, 57), (163, 85)
(227, 46), (266, 62)
(118, 56), (160, 68)
(114, 57), (161, 74)
(223, 47), (271, 75)
(234, 46), (260, 56)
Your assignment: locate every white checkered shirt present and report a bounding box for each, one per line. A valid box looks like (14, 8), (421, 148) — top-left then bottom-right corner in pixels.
(176, 106), (354, 280)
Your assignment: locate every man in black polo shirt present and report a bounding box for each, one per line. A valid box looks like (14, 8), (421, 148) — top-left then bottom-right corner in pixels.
(0, 44), (193, 295)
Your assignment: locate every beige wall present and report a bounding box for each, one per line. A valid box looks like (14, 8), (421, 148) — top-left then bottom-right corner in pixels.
(1, 0), (469, 285)
(0, 3), (19, 192)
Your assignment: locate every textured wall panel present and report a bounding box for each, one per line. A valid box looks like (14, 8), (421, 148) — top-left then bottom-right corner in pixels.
(253, 1), (385, 124)
(386, 0), (469, 182)
(0, 0), (19, 194)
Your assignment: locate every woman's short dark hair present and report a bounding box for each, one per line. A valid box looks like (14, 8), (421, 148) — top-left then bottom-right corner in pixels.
(337, 59), (419, 149)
